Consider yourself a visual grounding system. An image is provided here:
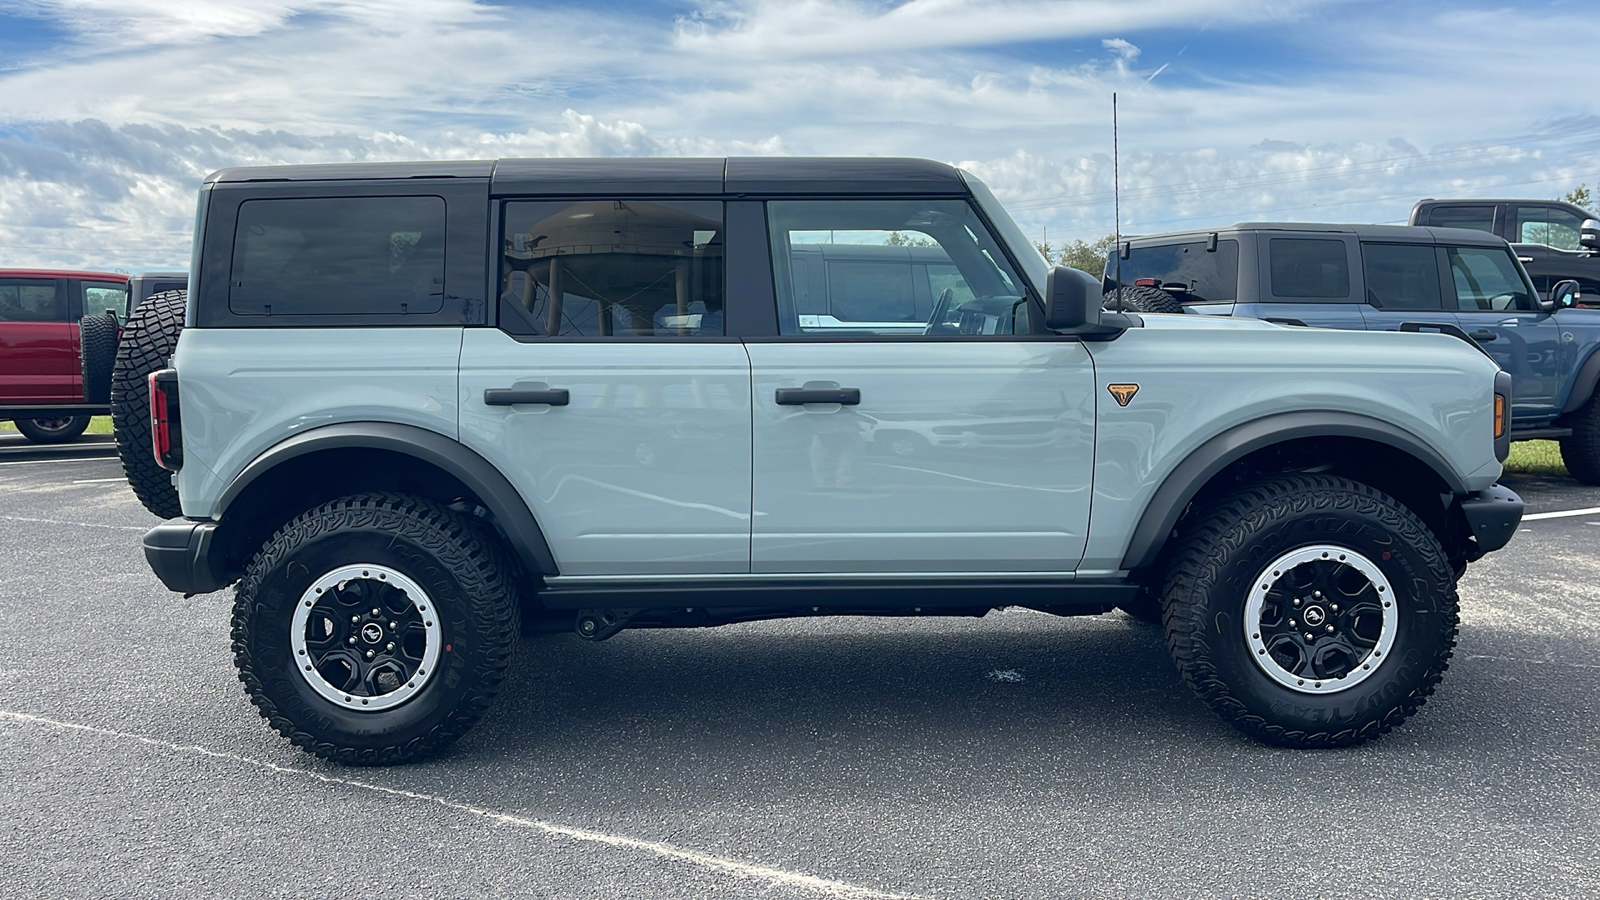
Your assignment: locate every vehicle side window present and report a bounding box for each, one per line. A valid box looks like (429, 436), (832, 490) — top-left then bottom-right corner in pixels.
(766, 200), (1030, 336)
(1360, 243), (1442, 310)
(1104, 240), (1240, 302)
(229, 196), (446, 317)
(1515, 205), (1586, 251)
(499, 199), (723, 338)
(1269, 239), (1350, 299)
(0, 279), (63, 322)
(1426, 205), (1495, 234)
(1447, 246), (1535, 312)
(82, 281), (130, 319)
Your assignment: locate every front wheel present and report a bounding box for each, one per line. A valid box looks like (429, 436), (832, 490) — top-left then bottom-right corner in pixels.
(14, 415), (90, 444)
(1162, 475), (1458, 748)
(231, 493), (519, 765)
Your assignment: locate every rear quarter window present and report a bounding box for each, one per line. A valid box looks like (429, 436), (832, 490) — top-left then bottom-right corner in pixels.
(1105, 240), (1239, 302)
(1268, 238), (1351, 300)
(229, 196), (446, 317)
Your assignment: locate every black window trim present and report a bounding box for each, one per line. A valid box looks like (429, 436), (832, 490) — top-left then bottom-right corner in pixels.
(1262, 234), (1358, 303)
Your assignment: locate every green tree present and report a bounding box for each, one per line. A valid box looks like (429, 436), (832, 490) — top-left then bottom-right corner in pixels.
(884, 230), (934, 247)
(1036, 233), (1117, 275)
(1561, 184), (1592, 212)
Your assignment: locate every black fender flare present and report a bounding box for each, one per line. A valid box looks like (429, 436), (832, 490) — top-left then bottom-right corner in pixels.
(1119, 411), (1468, 571)
(1561, 346), (1600, 415)
(216, 421), (559, 576)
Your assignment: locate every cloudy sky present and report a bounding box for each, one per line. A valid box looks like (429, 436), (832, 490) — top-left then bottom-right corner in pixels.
(1, 0), (1596, 271)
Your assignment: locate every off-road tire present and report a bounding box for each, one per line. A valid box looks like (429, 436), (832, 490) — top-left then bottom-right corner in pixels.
(1103, 285), (1184, 314)
(79, 314), (119, 404)
(1558, 393), (1600, 485)
(13, 416), (90, 443)
(1162, 474), (1458, 748)
(232, 493), (520, 765)
(111, 289), (186, 518)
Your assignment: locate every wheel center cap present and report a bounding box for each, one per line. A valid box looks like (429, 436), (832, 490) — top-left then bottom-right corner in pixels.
(360, 623), (385, 644)
(1302, 605), (1328, 627)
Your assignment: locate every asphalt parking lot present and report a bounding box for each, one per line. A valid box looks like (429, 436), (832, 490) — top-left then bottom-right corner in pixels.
(1, 433), (1597, 899)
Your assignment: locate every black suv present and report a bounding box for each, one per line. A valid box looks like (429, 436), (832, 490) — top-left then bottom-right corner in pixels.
(1411, 198), (1600, 298)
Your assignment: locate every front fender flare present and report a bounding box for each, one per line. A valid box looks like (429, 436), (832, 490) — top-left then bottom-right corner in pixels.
(1119, 411), (1467, 571)
(216, 421), (559, 577)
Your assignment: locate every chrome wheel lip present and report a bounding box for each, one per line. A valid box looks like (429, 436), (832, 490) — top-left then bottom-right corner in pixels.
(290, 564), (441, 712)
(1244, 544), (1398, 695)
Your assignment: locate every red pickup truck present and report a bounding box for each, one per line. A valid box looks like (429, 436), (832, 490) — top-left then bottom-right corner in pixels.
(0, 268), (130, 443)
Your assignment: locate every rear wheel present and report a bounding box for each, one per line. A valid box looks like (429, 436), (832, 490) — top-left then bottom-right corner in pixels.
(1162, 474), (1458, 747)
(1558, 393), (1600, 485)
(14, 416), (90, 444)
(111, 289), (186, 518)
(232, 493), (519, 765)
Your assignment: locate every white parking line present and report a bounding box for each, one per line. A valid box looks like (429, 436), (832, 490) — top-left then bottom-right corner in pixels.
(70, 477), (128, 484)
(0, 709), (923, 900)
(0, 515), (146, 532)
(0, 455), (117, 467)
(1522, 506), (1600, 521)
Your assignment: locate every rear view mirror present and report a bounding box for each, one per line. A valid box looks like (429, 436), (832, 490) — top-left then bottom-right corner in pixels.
(1550, 279), (1582, 310)
(1582, 218), (1600, 250)
(1045, 265), (1097, 330)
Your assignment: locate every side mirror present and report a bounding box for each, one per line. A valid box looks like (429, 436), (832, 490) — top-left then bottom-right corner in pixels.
(1044, 265), (1097, 331)
(1550, 279), (1582, 310)
(1581, 218), (1600, 250)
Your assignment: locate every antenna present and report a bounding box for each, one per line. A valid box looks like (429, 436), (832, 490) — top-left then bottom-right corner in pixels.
(1113, 92), (1124, 312)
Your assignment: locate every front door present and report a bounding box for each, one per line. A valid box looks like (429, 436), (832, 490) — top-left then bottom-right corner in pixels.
(747, 198), (1095, 573)
(457, 198), (753, 575)
(1445, 243), (1565, 420)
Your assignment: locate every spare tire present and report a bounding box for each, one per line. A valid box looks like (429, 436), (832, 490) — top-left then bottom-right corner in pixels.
(112, 289), (186, 519)
(1103, 285), (1185, 314)
(79, 314), (119, 404)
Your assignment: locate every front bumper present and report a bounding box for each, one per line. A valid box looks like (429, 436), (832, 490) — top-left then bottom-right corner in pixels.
(143, 518), (231, 594)
(1459, 483), (1524, 555)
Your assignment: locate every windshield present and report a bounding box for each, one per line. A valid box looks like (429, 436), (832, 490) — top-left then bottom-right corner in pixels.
(959, 169), (1049, 297)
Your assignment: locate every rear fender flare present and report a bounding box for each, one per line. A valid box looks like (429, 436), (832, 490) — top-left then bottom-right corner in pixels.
(216, 422), (558, 576)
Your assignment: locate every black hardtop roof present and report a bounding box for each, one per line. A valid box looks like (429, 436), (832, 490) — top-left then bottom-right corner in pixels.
(204, 157), (969, 196)
(1125, 222), (1507, 247)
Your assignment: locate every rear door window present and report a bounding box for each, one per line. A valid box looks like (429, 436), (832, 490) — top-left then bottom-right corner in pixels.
(0, 279), (64, 322)
(82, 281), (130, 319)
(1360, 243), (1443, 310)
(1269, 239), (1351, 299)
(229, 196), (447, 317)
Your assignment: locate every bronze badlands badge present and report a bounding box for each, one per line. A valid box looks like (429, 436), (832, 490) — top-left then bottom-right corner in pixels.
(1107, 383), (1139, 407)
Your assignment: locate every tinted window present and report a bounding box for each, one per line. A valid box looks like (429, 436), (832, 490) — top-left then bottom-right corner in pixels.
(1105, 240), (1240, 302)
(82, 281), (130, 318)
(499, 200), (723, 337)
(1447, 246), (1535, 312)
(1269, 239), (1350, 299)
(229, 196), (446, 317)
(767, 200), (1029, 336)
(1426, 205), (1496, 234)
(1361, 243), (1442, 310)
(1515, 205), (1586, 251)
(0, 280), (62, 322)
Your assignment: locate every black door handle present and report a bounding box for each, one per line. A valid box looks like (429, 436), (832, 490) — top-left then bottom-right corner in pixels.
(775, 387), (861, 405)
(1469, 331), (1498, 342)
(485, 388), (570, 406)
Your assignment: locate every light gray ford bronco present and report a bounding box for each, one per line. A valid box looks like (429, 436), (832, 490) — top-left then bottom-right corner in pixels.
(122, 158), (1523, 764)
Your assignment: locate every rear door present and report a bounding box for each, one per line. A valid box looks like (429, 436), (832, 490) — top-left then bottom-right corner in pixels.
(458, 197), (754, 575)
(746, 197), (1095, 573)
(0, 276), (76, 403)
(1357, 241), (1461, 335)
(1248, 235), (1369, 329)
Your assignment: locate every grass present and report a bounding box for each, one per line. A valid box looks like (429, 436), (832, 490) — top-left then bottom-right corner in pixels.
(0, 415), (113, 434)
(1503, 439), (1568, 477)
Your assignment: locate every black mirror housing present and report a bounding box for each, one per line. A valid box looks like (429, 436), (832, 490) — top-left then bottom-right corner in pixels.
(1550, 279), (1582, 310)
(1045, 265), (1097, 331)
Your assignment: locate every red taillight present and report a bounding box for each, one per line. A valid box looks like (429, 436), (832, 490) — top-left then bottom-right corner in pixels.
(149, 369), (181, 470)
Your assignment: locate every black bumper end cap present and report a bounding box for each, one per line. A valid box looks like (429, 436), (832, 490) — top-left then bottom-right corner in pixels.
(1460, 484), (1524, 554)
(143, 518), (232, 594)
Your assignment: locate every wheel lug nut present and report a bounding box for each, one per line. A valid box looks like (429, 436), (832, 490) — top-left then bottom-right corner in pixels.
(1326, 625), (1334, 633)
(351, 616), (360, 623)
(1304, 632), (1314, 641)
(371, 608), (380, 616)
(386, 642), (395, 651)
(365, 650), (374, 659)
(1293, 598), (1301, 607)
(348, 637), (356, 644)
(1289, 619), (1297, 627)
(389, 622), (397, 630)
(1331, 604), (1339, 612)
(1314, 591), (1322, 598)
